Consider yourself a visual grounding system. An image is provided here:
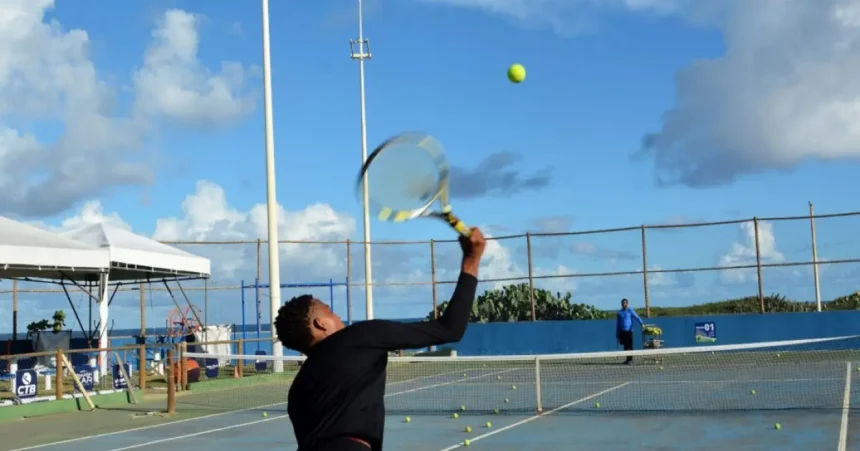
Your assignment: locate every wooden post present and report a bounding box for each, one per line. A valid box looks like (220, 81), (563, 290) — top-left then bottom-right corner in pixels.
(138, 345), (146, 391)
(237, 339), (245, 378)
(60, 353), (94, 410)
(166, 350), (176, 414)
(180, 341), (188, 390)
(55, 348), (64, 401)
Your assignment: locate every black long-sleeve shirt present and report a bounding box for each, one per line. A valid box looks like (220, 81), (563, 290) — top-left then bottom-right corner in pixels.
(287, 272), (478, 451)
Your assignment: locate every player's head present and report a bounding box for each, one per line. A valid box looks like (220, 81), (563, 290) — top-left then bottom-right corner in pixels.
(274, 295), (345, 354)
(621, 298), (629, 309)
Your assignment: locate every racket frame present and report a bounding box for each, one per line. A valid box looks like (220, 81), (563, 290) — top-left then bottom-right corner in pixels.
(358, 132), (470, 236)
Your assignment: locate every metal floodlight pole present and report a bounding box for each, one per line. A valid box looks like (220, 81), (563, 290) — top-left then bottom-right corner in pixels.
(350, 0), (374, 320)
(262, 0), (284, 372)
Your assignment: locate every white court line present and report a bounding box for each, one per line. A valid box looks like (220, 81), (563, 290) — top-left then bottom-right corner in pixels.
(437, 382), (630, 451)
(102, 415), (289, 451)
(837, 361), (852, 451)
(9, 365), (506, 451)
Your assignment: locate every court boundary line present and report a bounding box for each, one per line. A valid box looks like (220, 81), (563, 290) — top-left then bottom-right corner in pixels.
(9, 368), (513, 451)
(103, 414), (289, 451)
(836, 361), (852, 451)
(437, 382), (631, 451)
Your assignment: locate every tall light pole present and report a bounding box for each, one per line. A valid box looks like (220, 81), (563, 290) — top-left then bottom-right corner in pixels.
(262, 0), (284, 371)
(350, 0), (374, 320)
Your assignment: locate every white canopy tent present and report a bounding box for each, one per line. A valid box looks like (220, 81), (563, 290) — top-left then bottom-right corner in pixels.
(62, 223), (211, 374)
(0, 216), (110, 281)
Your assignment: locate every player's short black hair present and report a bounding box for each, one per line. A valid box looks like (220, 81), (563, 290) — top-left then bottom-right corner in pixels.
(274, 295), (315, 354)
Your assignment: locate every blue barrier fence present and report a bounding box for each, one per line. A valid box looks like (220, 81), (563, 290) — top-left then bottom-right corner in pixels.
(449, 310), (860, 356)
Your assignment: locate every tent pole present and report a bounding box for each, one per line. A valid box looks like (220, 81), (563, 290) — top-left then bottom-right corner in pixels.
(12, 280), (17, 341)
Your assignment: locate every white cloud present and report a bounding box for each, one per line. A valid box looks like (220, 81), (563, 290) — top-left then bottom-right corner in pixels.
(0, 2), (254, 218)
(133, 9), (256, 126)
(641, 0), (860, 185)
(415, 0), (676, 35)
(719, 220), (784, 284)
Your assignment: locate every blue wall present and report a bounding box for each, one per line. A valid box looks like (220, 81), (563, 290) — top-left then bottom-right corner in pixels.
(451, 311), (860, 356)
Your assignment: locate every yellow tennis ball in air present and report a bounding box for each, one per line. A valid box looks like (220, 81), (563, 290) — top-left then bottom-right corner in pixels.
(485, 421), (492, 428)
(750, 389), (756, 395)
(262, 411), (268, 418)
(504, 398), (510, 403)
(493, 408), (500, 414)
(465, 426), (472, 433)
(460, 405), (466, 411)
(594, 402), (600, 408)
(464, 440), (471, 447)
(405, 416), (411, 423)
(511, 385), (517, 390)
(774, 423), (781, 430)
(507, 64), (526, 83)
(452, 413), (459, 419)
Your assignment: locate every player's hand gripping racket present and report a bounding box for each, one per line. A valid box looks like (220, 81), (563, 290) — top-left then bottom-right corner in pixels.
(357, 132), (470, 237)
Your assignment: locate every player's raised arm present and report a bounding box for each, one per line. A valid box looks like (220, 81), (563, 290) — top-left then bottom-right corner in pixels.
(344, 228), (486, 351)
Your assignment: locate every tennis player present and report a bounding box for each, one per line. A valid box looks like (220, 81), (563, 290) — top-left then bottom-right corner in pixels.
(616, 298), (643, 364)
(275, 228), (486, 451)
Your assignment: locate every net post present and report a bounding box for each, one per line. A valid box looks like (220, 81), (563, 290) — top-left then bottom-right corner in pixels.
(753, 217), (765, 313)
(237, 339), (245, 378)
(138, 345), (146, 391)
(166, 350), (176, 414)
(526, 233), (536, 321)
(55, 348), (64, 401)
(640, 225), (651, 318)
(534, 356), (543, 413)
(430, 240), (438, 319)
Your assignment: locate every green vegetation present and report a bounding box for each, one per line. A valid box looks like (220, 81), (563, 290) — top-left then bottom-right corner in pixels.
(426, 284), (860, 323)
(26, 310), (66, 334)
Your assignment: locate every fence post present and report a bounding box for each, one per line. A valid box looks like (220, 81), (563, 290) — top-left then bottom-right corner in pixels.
(346, 240), (353, 324)
(526, 233), (536, 321)
(430, 240), (438, 319)
(753, 217), (765, 313)
(808, 202), (822, 312)
(640, 225), (651, 318)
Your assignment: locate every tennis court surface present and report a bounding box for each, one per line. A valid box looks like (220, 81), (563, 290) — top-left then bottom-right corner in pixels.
(3, 336), (859, 451)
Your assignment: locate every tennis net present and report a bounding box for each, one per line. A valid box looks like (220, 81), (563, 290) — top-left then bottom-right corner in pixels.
(178, 335), (859, 415)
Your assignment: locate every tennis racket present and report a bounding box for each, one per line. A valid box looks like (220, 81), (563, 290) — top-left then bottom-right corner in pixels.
(357, 132), (470, 237)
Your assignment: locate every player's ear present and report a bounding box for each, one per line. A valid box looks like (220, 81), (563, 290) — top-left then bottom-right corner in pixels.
(311, 316), (328, 332)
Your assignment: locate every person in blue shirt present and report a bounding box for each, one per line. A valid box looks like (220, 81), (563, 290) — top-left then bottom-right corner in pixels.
(616, 298), (643, 365)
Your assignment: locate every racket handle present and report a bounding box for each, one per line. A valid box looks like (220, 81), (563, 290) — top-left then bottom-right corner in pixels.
(442, 212), (471, 237)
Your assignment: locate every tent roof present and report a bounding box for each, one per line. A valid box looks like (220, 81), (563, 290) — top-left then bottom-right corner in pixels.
(61, 223), (211, 281)
(0, 216), (110, 281)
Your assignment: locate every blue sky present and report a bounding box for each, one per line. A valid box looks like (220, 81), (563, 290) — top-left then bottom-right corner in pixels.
(2, 0), (860, 334)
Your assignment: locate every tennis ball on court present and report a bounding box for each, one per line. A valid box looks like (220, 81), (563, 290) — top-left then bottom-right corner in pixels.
(460, 405), (466, 411)
(507, 64), (526, 83)
(493, 408), (500, 414)
(750, 389), (756, 395)
(465, 426), (472, 433)
(452, 413), (459, 419)
(405, 416), (411, 423)
(464, 440), (471, 447)
(774, 423), (781, 430)
(594, 402), (600, 408)
(262, 412), (268, 418)
(511, 385), (517, 390)
(486, 421), (492, 428)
